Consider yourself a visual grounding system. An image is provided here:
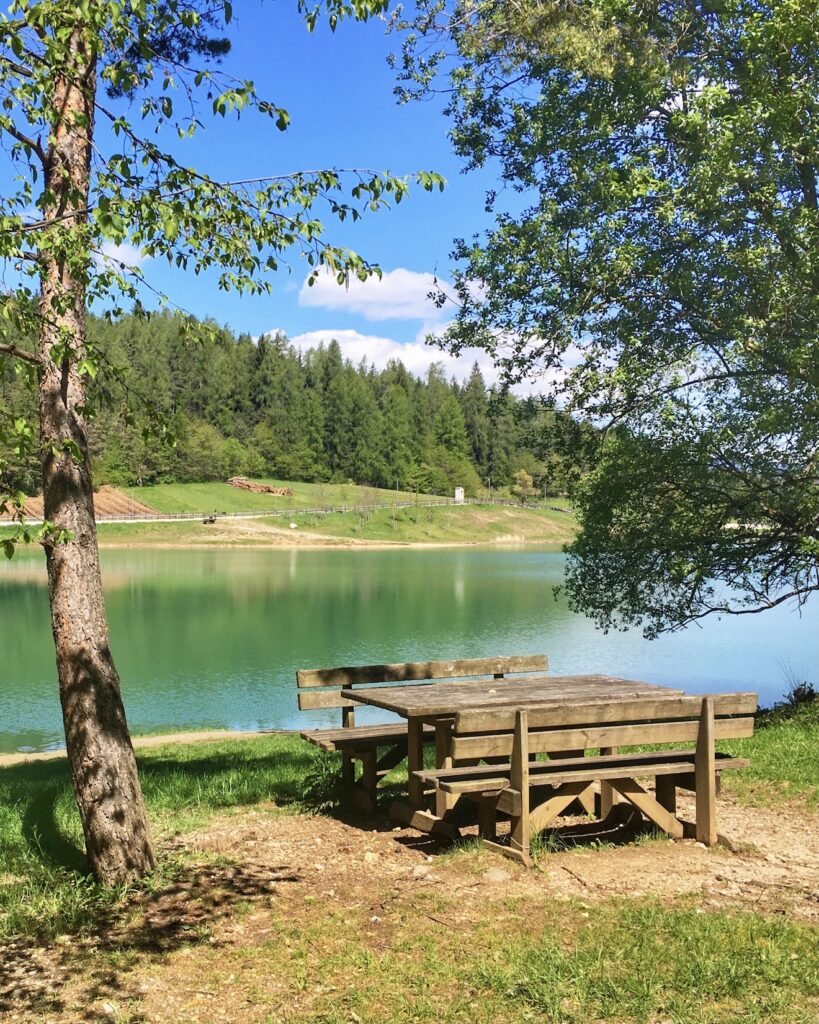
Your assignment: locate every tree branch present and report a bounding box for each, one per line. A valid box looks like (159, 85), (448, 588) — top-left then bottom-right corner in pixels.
(0, 341), (41, 364)
(2, 120), (47, 165)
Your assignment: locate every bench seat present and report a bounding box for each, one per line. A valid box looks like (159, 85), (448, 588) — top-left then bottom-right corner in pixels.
(416, 749), (750, 794)
(301, 722), (435, 753)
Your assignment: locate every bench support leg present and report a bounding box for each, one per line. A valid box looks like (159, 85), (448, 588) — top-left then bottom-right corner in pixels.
(529, 781), (595, 833)
(548, 750), (596, 816)
(599, 746), (619, 818)
(610, 777), (684, 839)
(435, 720), (455, 818)
(407, 717), (425, 810)
(655, 775), (677, 817)
(509, 711), (532, 864)
(477, 799), (497, 841)
(695, 697), (717, 846)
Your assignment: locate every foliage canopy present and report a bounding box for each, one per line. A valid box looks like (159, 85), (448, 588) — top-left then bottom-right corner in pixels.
(395, 0), (819, 635)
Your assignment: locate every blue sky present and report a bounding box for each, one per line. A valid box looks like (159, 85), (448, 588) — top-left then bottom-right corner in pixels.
(108, 4), (504, 383)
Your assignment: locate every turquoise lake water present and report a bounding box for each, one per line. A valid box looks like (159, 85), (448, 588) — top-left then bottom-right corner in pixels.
(1, 547), (816, 753)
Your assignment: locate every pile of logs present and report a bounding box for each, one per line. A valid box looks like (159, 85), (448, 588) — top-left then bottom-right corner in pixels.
(227, 476), (294, 497)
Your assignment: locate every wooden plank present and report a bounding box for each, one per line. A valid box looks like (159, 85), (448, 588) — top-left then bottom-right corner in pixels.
(528, 781), (594, 833)
(438, 776), (510, 795)
(695, 697), (717, 846)
(299, 689), (357, 710)
(610, 778), (685, 838)
(416, 749), (746, 786)
(342, 705), (356, 728)
(509, 710), (531, 858)
(456, 692), (758, 733)
(343, 675), (682, 718)
(450, 716), (756, 760)
(297, 654), (548, 688)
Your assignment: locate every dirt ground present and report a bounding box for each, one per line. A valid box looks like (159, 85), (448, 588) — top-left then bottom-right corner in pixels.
(2, 793), (817, 1024)
(16, 485), (159, 520)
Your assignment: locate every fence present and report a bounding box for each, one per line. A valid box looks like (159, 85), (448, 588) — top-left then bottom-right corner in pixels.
(4, 496), (572, 527)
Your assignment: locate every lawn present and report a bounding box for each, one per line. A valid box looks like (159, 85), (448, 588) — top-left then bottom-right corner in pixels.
(0, 703), (816, 1022)
(286, 501), (575, 544)
(121, 479), (439, 515)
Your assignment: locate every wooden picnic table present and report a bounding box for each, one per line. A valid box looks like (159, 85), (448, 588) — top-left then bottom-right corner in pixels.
(342, 673), (685, 833)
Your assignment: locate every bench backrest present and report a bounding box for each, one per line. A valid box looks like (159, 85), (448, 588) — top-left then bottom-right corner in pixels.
(297, 654), (549, 721)
(450, 692), (758, 760)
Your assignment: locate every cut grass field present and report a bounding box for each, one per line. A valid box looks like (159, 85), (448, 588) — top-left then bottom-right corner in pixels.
(122, 479), (440, 515)
(0, 703), (817, 1022)
(286, 501), (574, 544)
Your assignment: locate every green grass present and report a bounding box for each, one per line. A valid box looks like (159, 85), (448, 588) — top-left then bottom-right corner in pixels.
(722, 699), (819, 808)
(180, 889), (818, 1024)
(286, 501), (574, 544)
(0, 734), (319, 941)
(122, 479), (438, 515)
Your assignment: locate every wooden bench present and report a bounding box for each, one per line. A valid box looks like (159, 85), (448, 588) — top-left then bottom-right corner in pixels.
(414, 692), (757, 864)
(297, 655), (549, 811)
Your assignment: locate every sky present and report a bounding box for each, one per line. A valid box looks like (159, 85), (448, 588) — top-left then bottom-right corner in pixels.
(101, 4), (506, 385)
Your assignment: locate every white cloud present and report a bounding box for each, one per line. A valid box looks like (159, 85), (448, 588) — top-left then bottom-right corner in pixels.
(288, 328), (500, 386)
(298, 266), (455, 322)
(96, 241), (148, 269)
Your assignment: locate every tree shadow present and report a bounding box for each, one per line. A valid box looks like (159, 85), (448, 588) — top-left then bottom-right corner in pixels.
(2, 758), (89, 873)
(0, 856), (301, 1018)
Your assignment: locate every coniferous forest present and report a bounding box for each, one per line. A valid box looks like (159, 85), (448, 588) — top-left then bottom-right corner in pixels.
(1, 312), (572, 498)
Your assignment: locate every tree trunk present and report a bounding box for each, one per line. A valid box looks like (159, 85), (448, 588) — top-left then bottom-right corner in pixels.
(37, 24), (156, 885)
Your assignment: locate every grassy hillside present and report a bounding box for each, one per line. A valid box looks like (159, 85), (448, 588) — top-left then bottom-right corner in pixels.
(122, 479), (438, 514)
(288, 501), (575, 544)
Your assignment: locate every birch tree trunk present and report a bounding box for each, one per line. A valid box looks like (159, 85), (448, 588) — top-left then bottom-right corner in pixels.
(37, 23), (156, 885)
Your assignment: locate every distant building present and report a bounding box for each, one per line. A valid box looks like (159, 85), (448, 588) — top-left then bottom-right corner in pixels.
(454, 487), (465, 504)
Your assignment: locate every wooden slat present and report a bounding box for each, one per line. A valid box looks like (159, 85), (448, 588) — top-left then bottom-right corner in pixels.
(298, 689), (358, 710)
(417, 748), (746, 786)
(342, 675), (681, 718)
(455, 692), (758, 733)
(450, 716), (756, 760)
(441, 757), (750, 809)
(300, 723), (433, 752)
(297, 654), (548, 688)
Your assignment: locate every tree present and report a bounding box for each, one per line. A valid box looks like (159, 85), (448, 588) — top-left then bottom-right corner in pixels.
(0, 0), (443, 884)
(396, 0), (819, 636)
(511, 468), (536, 505)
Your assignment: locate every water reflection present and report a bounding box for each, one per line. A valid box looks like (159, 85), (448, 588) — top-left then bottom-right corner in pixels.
(1, 547), (816, 753)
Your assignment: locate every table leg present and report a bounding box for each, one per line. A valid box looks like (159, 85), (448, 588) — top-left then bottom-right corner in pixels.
(407, 716), (425, 810)
(435, 719), (454, 817)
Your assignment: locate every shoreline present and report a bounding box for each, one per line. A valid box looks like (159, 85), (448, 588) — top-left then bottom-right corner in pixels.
(0, 727), (297, 768)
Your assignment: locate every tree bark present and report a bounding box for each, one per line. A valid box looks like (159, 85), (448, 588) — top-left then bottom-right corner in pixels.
(37, 23), (156, 885)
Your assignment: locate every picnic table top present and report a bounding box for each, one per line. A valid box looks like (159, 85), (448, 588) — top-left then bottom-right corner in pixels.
(341, 673), (684, 719)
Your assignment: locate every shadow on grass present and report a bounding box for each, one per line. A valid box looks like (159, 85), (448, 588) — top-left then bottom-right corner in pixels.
(0, 742), (316, 1016)
(2, 741), (320, 872)
(0, 858), (302, 1016)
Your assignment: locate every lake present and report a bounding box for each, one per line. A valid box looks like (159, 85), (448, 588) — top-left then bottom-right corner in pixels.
(1, 547), (816, 754)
